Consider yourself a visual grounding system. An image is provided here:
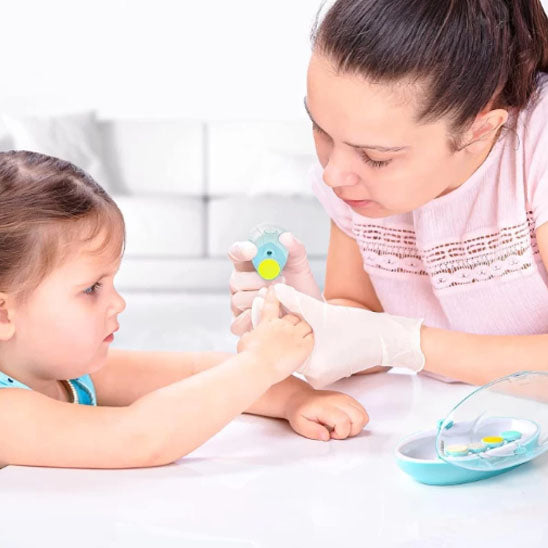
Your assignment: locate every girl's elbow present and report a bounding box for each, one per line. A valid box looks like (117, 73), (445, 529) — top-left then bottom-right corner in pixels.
(128, 428), (192, 468)
(121, 405), (195, 467)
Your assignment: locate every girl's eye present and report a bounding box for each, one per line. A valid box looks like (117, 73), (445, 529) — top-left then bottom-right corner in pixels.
(358, 150), (392, 169)
(83, 282), (103, 296)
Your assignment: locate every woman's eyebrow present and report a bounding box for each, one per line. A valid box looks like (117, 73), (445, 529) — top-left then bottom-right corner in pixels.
(303, 97), (409, 152)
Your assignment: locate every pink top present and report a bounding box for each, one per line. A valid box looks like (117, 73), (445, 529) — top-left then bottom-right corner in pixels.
(311, 73), (548, 337)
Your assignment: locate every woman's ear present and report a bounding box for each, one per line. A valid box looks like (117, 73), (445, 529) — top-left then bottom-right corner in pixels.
(0, 295), (16, 341)
(461, 108), (509, 153)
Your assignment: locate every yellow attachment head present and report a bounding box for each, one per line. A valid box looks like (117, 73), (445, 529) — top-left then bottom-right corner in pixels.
(257, 259), (281, 280)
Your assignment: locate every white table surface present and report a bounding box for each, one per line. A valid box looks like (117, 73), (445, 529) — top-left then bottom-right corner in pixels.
(1, 370), (548, 548)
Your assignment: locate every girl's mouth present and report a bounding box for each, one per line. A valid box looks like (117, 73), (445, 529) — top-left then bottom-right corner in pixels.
(103, 326), (118, 343)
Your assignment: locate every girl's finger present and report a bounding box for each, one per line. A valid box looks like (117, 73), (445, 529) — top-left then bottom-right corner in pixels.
(258, 287), (280, 322)
(282, 314), (300, 326)
(336, 403), (369, 436)
(295, 320), (313, 336)
(326, 407), (353, 440)
(292, 416), (330, 442)
(251, 297), (264, 328)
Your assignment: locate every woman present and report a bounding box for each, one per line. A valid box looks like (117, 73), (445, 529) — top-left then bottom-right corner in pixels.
(229, 0), (548, 387)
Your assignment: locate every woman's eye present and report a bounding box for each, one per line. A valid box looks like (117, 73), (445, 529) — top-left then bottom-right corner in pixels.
(312, 122), (329, 137)
(83, 282), (103, 296)
(359, 150), (392, 169)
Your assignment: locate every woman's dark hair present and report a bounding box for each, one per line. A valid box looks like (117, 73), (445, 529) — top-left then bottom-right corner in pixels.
(313, 0), (548, 130)
(0, 150), (125, 298)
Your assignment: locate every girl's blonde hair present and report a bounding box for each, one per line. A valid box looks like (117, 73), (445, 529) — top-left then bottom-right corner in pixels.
(0, 150), (125, 299)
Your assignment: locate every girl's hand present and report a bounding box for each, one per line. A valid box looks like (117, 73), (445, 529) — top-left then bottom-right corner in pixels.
(237, 287), (314, 384)
(285, 387), (369, 441)
(229, 232), (322, 336)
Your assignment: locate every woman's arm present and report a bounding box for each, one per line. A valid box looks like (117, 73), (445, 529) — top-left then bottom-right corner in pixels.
(324, 222), (390, 375)
(420, 326), (548, 385)
(420, 222), (548, 384)
(324, 221), (383, 311)
(325, 220), (548, 385)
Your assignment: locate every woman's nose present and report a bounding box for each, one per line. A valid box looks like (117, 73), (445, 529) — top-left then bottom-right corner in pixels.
(322, 152), (360, 189)
(322, 164), (360, 189)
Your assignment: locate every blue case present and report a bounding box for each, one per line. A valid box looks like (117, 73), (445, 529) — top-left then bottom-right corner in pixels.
(396, 371), (548, 485)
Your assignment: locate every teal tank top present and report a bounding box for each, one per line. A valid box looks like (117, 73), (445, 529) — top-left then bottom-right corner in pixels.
(0, 370), (96, 406)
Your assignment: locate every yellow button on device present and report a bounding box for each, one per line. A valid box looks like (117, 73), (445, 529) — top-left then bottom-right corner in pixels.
(257, 259), (281, 281)
(482, 436), (504, 448)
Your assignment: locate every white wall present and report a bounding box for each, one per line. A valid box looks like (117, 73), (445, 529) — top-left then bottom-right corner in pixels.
(0, 0), (322, 120)
(2, 0), (547, 120)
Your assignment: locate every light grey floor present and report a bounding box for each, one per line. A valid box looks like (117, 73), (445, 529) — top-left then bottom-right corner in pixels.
(111, 291), (237, 354)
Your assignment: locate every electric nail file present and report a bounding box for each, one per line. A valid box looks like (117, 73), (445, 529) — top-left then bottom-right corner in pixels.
(249, 223), (289, 281)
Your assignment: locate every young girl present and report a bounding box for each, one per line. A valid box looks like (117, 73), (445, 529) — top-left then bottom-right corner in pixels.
(229, 0), (548, 388)
(0, 150), (368, 469)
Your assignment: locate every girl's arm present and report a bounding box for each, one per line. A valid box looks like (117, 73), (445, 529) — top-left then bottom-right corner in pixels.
(0, 292), (313, 468)
(325, 220), (548, 385)
(92, 349), (234, 406)
(0, 351), (275, 469)
(94, 348), (318, 420)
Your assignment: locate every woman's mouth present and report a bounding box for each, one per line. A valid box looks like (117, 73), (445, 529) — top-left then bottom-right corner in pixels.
(342, 198), (376, 208)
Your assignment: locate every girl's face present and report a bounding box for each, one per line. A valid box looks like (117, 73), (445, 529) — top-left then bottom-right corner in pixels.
(306, 53), (486, 218)
(11, 236), (126, 381)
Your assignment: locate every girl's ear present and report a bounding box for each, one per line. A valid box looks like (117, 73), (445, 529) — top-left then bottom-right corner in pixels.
(461, 108), (509, 153)
(0, 295), (15, 341)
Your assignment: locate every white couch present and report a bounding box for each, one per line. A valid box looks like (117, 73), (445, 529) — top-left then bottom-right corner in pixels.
(0, 117), (330, 293)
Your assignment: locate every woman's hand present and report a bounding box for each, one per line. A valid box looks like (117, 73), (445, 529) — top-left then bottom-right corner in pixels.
(284, 386), (369, 441)
(229, 232), (322, 335)
(253, 284), (424, 388)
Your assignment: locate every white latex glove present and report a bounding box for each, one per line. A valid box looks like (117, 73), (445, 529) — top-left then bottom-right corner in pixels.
(252, 284), (425, 389)
(228, 232), (322, 335)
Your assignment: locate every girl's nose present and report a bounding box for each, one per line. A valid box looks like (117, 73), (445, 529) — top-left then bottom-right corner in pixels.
(109, 290), (126, 316)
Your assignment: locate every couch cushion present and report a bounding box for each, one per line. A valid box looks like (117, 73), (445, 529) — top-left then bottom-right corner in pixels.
(115, 195), (205, 257)
(100, 120), (204, 195)
(1, 110), (113, 192)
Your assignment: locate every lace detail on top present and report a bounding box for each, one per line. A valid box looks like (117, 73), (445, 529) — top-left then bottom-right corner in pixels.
(353, 212), (539, 290)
